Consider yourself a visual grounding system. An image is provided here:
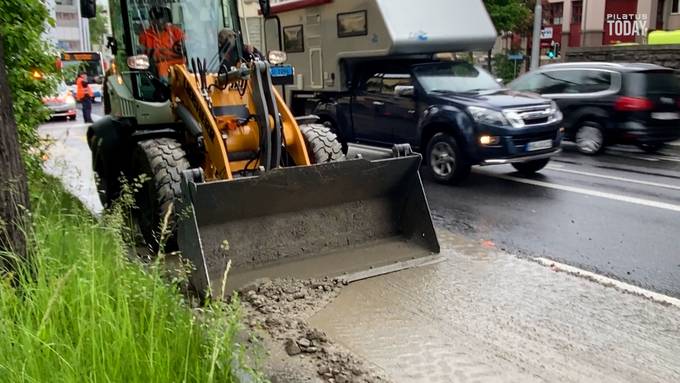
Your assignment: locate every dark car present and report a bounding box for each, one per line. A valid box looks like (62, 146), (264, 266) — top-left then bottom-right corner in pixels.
(313, 60), (563, 184)
(509, 62), (680, 154)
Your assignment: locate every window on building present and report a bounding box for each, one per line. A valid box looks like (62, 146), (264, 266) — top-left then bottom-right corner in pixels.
(544, 3), (564, 26)
(572, 1), (583, 24)
(673, 0), (680, 14)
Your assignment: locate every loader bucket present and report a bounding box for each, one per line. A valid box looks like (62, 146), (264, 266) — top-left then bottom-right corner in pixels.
(177, 154), (440, 296)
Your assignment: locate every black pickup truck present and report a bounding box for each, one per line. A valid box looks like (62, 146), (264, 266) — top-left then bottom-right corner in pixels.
(312, 60), (564, 184)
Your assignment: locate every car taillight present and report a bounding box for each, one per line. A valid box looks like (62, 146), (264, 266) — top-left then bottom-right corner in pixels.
(614, 96), (654, 112)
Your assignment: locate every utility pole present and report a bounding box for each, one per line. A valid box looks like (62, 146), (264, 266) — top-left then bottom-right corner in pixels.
(530, 1), (543, 70)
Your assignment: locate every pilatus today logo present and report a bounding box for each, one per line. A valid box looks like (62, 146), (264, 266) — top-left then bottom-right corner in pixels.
(606, 13), (649, 37)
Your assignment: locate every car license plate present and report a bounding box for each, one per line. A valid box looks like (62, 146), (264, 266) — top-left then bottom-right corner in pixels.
(526, 139), (552, 152)
(270, 65), (294, 78)
(651, 112), (680, 120)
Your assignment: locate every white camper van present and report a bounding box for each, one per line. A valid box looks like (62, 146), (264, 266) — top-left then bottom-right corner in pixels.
(262, 0), (497, 113)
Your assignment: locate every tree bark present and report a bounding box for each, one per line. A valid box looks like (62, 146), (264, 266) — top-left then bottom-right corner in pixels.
(0, 34), (30, 266)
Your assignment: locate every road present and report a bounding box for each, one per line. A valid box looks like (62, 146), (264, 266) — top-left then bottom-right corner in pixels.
(40, 107), (680, 297)
(38, 103), (104, 214)
(424, 142), (680, 298)
(38, 112), (680, 381)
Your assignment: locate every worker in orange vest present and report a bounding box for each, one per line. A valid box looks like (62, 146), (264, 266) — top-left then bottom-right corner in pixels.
(76, 72), (94, 123)
(139, 6), (185, 80)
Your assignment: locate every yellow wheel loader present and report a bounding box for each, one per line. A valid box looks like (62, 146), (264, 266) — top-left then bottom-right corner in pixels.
(87, 0), (439, 295)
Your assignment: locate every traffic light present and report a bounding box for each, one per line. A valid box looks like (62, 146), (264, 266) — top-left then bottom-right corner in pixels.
(81, 0), (96, 19)
(546, 41), (561, 59)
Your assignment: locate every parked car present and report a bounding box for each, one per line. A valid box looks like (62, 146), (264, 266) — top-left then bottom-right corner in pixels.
(312, 60), (563, 184)
(43, 82), (77, 120)
(509, 62), (680, 154)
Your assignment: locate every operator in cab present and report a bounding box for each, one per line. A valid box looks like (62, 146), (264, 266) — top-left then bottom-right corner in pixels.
(139, 6), (185, 80)
(218, 28), (263, 68)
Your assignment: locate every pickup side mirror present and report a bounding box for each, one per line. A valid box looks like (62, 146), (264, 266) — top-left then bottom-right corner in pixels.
(394, 85), (415, 97)
(259, 0), (271, 17)
(81, 0), (96, 18)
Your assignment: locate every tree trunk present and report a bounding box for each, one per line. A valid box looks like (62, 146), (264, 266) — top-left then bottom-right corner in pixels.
(0, 34), (30, 266)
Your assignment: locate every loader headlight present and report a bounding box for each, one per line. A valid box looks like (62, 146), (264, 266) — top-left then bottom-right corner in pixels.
(127, 54), (150, 70)
(268, 50), (287, 65)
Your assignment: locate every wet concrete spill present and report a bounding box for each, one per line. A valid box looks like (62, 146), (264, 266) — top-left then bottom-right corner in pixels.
(310, 229), (680, 383)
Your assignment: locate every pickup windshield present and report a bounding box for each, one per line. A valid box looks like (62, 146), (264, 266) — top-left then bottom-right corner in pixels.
(413, 62), (501, 93)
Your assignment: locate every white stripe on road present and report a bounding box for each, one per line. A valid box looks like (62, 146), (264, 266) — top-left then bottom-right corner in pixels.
(607, 147), (680, 163)
(534, 257), (680, 309)
(477, 170), (680, 213)
(606, 150), (660, 162)
(546, 165), (680, 191)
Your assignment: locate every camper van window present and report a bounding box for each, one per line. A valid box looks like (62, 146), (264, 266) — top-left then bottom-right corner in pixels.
(337, 10), (367, 37)
(283, 25), (304, 52)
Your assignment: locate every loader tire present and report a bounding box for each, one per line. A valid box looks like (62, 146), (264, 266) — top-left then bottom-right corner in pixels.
(299, 123), (345, 163)
(133, 138), (190, 251)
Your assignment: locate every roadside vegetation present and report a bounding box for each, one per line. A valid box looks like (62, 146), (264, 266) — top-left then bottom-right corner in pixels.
(0, 174), (263, 382)
(0, 1), (264, 381)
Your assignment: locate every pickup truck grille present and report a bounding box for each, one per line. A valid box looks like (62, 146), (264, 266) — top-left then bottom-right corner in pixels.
(512, 131), (556, 147)
(505, 105), (555, 127)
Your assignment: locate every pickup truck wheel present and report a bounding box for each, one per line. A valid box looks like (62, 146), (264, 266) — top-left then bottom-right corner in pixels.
(426, 133), (470, 185)
(512, 158), (550, 175)
(575, 121), (605, 155)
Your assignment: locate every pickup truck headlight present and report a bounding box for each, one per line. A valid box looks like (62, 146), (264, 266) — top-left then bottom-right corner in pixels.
(550, 101), (563, 122)
(467, 106), (508, 127)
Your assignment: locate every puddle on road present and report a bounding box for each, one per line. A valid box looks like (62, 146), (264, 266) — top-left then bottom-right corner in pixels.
(310, 230), (680, 383)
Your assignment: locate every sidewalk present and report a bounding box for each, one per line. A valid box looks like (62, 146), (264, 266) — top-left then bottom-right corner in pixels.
(311, 230), (680, 383)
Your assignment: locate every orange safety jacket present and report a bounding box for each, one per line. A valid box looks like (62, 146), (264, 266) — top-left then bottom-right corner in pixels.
(139, 25), (185, 77)
(76, 77), (94, 101)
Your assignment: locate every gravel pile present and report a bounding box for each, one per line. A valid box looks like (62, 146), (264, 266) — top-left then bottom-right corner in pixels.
(240, 278), (389, 383)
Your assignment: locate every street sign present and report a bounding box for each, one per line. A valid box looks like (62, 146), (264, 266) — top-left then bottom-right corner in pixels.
(507, 53), (524, 61)
(540, 27), (553, 40)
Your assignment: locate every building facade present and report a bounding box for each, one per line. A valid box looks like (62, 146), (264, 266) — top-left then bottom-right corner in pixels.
(50, 0), (90, 51)
(543, 0), (680, 49)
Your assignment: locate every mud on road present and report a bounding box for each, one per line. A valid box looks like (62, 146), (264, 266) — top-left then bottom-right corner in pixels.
(240, 278), (390, 383)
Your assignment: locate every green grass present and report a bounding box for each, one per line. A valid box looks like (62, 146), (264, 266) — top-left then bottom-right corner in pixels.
(0, 176), (262, 382)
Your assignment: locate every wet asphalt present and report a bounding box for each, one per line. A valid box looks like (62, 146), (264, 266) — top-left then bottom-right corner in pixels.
(39, 107), (680, 299)
(39, 111), (680, 380)
(424, 142), (680, 298)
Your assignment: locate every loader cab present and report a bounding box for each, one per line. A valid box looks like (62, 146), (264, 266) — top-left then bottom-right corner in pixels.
(110, 0), (247, 102)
